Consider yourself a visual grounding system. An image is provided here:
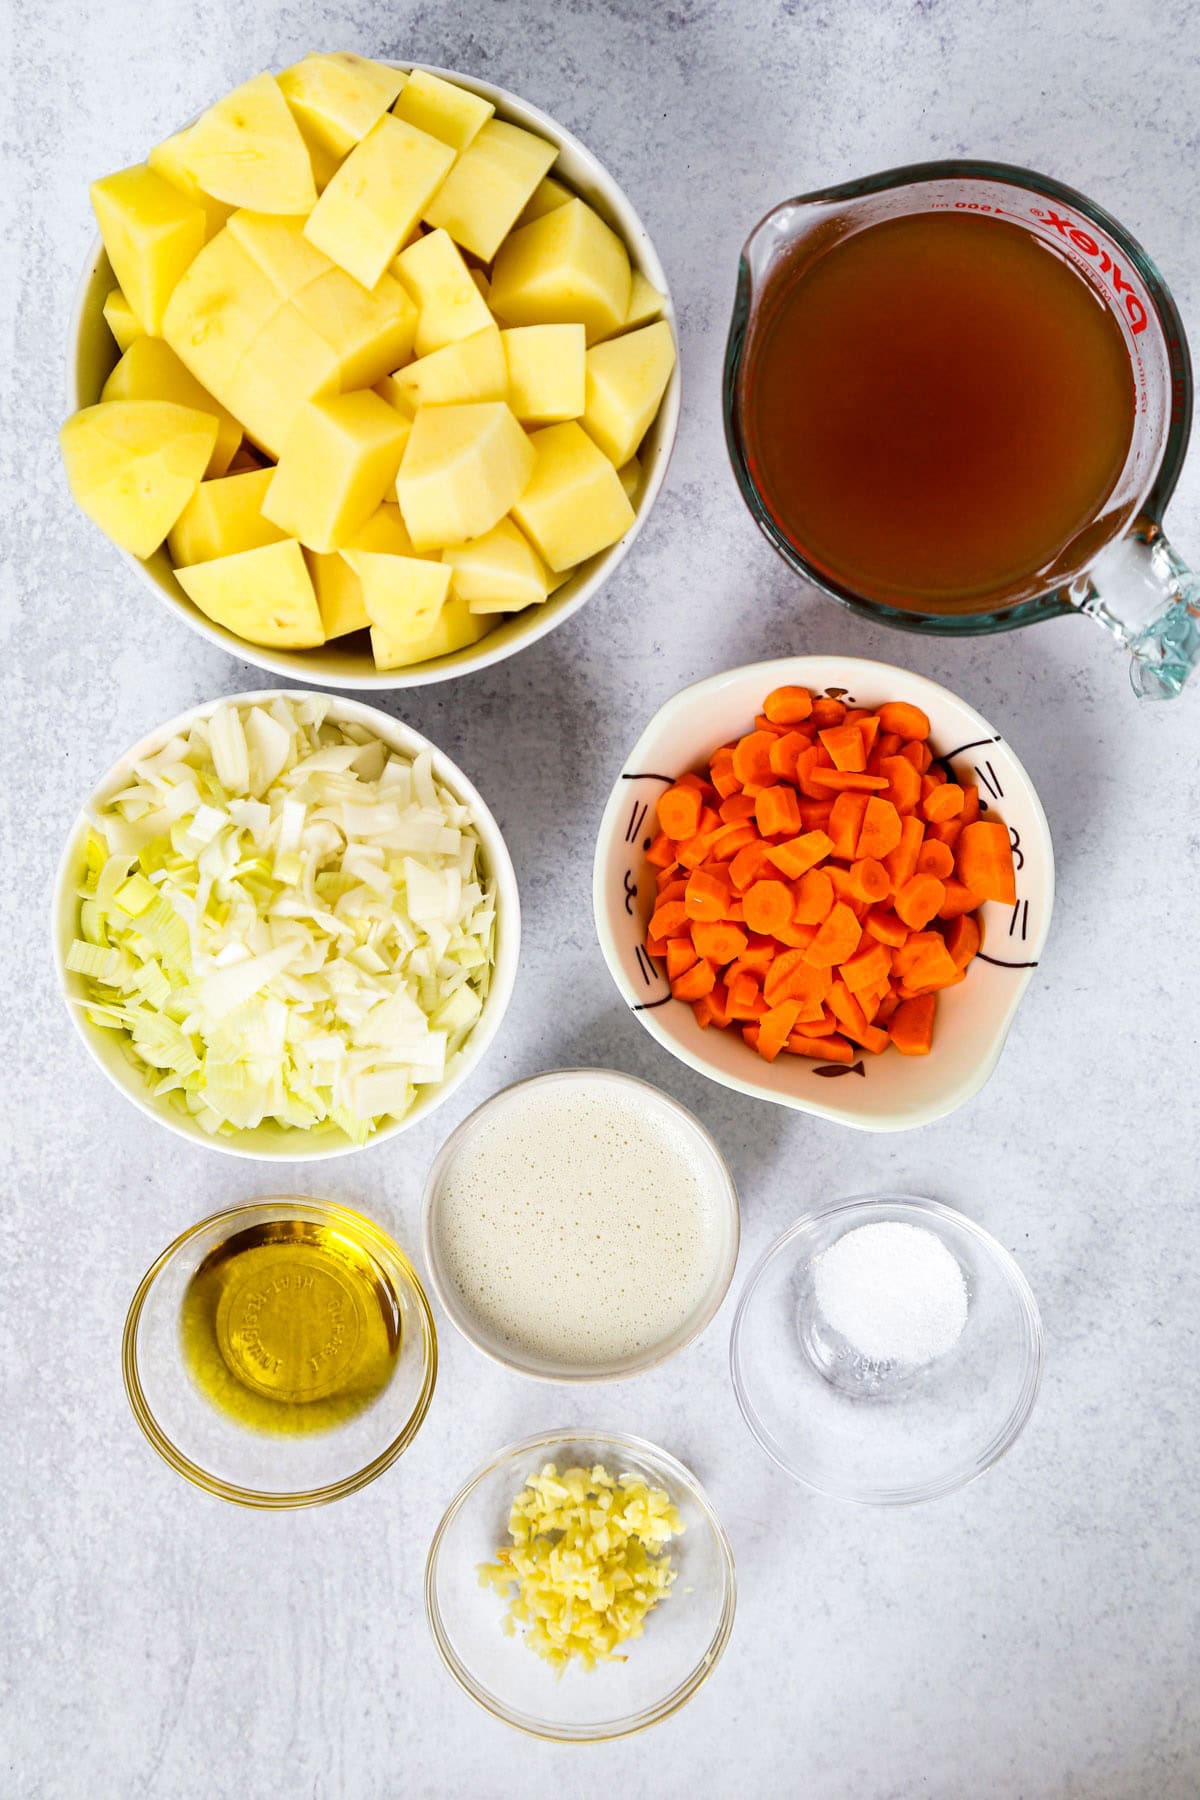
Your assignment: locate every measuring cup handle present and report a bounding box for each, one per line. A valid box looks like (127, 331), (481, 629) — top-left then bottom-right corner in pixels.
(1075, 527), (1200, 699)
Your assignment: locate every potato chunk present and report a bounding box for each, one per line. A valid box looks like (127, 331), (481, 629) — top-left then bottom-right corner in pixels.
(263, 392), (410, 552)
(396, 402), (535, 551)
(511, 420), (634, 570)
(176, 539), (325, 647)
(278, 52), (403, 158)
(147, 131), (234, 239)
(344, 548), (453, 642)
(423, 119), (557, 261)
(168, 468), (286, 566)
(101, 337), (241, 477)
(163, 230), (280, 405)
(501, 324), (585, 424)
(443, 517), (550, 613)
(393, 69), (493, 152)
(307, 549), (369, 638)
(582, 319), (676, 467)
(60, 400), (217, 558)
(102, 288), (145, 353)
(304, 115), (454, 290)
(370, 596), (492, 669)
(623, 269), (667, 331)
(90, 165), (206, 336)
(172, 73), (317, 213)
(490, 197), (631, 344)
(393, 228), (495, 356)
(392, 327), (508, 409)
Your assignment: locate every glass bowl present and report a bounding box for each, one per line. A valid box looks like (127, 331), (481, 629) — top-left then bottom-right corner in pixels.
(421, 1069), (740, 1382)
(425, 1429), (736, 1741)
(123, 1197), (437, 1507)
(730, 1195), (1042, 1504)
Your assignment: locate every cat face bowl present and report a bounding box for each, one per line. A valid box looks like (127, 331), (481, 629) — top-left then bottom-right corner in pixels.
(592, 657), (1053, 1131)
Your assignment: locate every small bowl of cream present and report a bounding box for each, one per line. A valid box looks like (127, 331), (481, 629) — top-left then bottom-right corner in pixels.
(421, 1068), (740, 1381)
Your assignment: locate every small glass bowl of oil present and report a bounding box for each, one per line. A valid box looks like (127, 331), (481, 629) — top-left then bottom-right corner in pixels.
(123, 1198), (437, 1507)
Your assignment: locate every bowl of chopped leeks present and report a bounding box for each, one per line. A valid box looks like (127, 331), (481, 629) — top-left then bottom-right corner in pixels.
(52, 689), (519, 1158)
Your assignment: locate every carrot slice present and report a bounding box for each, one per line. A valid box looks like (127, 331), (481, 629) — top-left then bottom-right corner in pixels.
(786, 1029), (854, 1062)
(804, 900), (862, 968)
(649, 899), (689, 939)
(855, 795), (903, 860)
(808, 768), (889, 794)
(655, 878), (687, 906)
(709, 820), (758, 861)
(731, 731), (776, 790)
(846, 858), (891, 904)
(828, 791), (869, 860)
(646, 831), (677, 869)
(671, 960), (716, 1001)
(709, 754), (740, 800)
(763, 685), (814, 725)
(899, 740), (932, 773)
(938, 879), (981, 920)
(757, 999), (804, 1061)
(877, 701), (930, 741)
(945, 912), (981, 969)
(768, 730), (809, 782)
(890, 993), (935, 1054)
(900, 938), (960, 992)
(728, 839), (776, 893)
(879, 754), (922, 813)
(863, 907), (908, 947)
(692, 981), (729, 1029)
(926, 818), (963, 849)
(764, 950), (831, 1010)
(684, 869), (733, 922)
(840, 940), (893, 995)
(916, 838), (955, 879)
(655, 784), (703, 841)
(960, 784), (981, 826)
(666, 937), (698, 980)
(922, 782), (964, 823)
(719, 791), (757, 823)
(692, 919), (748, 965)
(793, 867), (834, 924)
(743, 879), (795, 937)
(727, 974), (766, 1020)
(755, 785), (803, 837)
(883, 814), (925, 889)
(794, 744), (833, 798)
(797, 799), (834, 830)
(809, 697), (847, 728)
(894, 875), (946, 931)
(767, 830), (834, 879)
(819, 722), (867, 773)
(956, 821), (1017, 904)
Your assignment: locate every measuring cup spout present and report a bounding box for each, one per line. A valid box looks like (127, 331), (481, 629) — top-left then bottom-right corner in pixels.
(1073, 527), (1200, 700)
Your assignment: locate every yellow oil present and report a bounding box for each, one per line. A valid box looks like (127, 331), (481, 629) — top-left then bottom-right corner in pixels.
(180, 1218), (402, 1436)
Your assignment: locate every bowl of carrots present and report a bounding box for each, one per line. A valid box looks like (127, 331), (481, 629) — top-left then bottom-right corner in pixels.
(592, 657), (1053, 1131)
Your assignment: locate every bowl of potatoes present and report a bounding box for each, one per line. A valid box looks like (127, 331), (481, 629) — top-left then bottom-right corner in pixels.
(65, 55), (680, 688)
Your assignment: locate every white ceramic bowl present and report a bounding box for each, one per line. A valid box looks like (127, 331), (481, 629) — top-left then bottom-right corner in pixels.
(593, 656), (1054, 1132)
(52, 690), (520, 1159)
(68, 63), (680, 689)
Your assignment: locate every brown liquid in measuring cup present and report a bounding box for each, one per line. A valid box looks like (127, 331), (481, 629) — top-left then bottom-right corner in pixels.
(742, 211), (1136, 611)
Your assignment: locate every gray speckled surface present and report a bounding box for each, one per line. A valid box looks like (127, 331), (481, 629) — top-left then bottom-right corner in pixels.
(4, 3), (1200, 1796)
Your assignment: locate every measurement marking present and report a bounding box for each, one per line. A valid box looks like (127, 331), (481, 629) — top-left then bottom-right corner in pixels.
(632, 996), (673, 1011)
(621, 771), (674, 783)
(1009, 826), (1025, 870)
(975, 759), (1003, 799)
(625, 799), (648, 843)
(622, 869), (638, 915)
(977, 951), (1039, 969)
(634, 944), (656, 988)
(940, 734), (1001, 763)
(1008, 898), (1030, 941)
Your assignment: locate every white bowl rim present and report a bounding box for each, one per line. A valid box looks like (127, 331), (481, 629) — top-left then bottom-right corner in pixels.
(592, 654), (1056, 1132)
(66, 60), (681, 690)
(419, 1066), (741, 1382)
(424, 1425), (737, 1742)
(728, 1192), (1045, 1505)
(51, 688), (521, 1160)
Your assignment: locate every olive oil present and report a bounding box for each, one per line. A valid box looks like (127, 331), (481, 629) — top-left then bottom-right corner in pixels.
(180, 1218), (402, 1435)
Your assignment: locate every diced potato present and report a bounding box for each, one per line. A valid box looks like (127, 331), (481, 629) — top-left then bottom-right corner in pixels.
(168, 467), (286, 566)
(469, 267), (491, 301)
(423, 119), (557, 262)
(163, 230), (280, 405)
(307, 548), (369, 638)
(393, 227), (494, 357)
(101, 337), (241, 477)
(374, 371), (416, 418)
(102, 288), (145, 353)
(395, 402), (535, 551)
(147, 131), (234, 238)
(172, 73), (317, 213)
(393, 69), (493, 152)
(90, 165), (206, 336)
(344, 547), (453, 641)
(443, 517), (550, 613)
(511, 419), (634, 570)
(516, 175), (572, 227)
(60, 400), (217, 558)
(224, 305), (342, 457)
(227, 209), (333, 296)
(501, 323), (585, 424)
(370, 596), (492, 669)
(176, 538), (325, 646)
(392, 327), (507, 409)
(305, 115), (454, 291)
(278, 52), (403, 158)
(490, 198), (631, 344)
(623, 269), (666, 331)
(263, 391), (409, 552)
(582, 319), (676, 466)
(297, 268), (417, 386)
(618, 454), (641, 501)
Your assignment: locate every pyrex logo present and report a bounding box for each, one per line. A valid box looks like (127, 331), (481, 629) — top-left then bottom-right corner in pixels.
(1034, 208), (1149, 335)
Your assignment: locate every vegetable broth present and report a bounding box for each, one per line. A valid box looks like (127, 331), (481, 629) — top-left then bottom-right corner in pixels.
(741, 211), (1135, 611)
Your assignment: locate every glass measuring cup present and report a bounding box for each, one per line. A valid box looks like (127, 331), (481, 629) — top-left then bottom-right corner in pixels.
(724, 161), (1198, 699)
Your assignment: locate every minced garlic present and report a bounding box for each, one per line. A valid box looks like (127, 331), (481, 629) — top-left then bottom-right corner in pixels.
(477, 1461), (684, 1672)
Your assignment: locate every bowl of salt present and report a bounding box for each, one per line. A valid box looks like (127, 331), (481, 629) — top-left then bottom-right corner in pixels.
(729, 1195), (1042, 1504)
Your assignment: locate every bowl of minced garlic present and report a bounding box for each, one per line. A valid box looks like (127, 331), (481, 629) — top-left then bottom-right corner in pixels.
(424, 1430), (736, 1741)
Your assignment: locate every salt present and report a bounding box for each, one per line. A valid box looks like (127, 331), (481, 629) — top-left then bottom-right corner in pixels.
(812, 1221), (968, 1366)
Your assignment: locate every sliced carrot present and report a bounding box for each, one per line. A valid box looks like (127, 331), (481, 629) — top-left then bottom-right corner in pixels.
(828, 979), (889, 1053)
(727, 973), (766, 1020)
(755, 784), (803, 837)
(666, 937), (698, 980)
(895, 874), (946, 931)
(692, 981), (729, 1029)
(786, 1029), (854, 1062)
(655, 864), (682, 891)
(793, 867), (834, 924)
(956, 821), (1017, 904)
(684, 869), (733, 922)
(645, 930), (667, 959)
(758, 999), (804, 1061)
(797, 798), (834, 830)
(960, 784), (981, 826)
(945, 912), (981, 969)
(743, 879), (795, 937)
(774, 918), (819, 951)
(922, 781), (964, 823)
(709, 754), (740, 800)
(671, 960), (716, 1001)
(692, 919), (748, 965)
(877, 701), (930, 741)
(890, 993), (935, 1054)
(846, 858), (891, 905)
(883, 814), (925, 889)
(854, 713), (881, 758)
(753, 714), (788, 736)
(728, 839), (775, 893)
(649, 899), (689, 939)
(719, 791), (757, 823)
(646, 831), (677, 868)
(892, 930), (943, 977)
(856, 795), (903, 860)
(899, 739), (932, 773)
(656, 786), (703, 838)
(794, 744), (833, 798)
(926, 818), (963, 849)
(828, 791), (870, 860)
(900, 938), (960, 992)
(768, 730), (809, 782)
(937, 878), (980, 919)
(767, 829), (834, 879)
(804, 900), (862, 968)
(916, 838), (955, 879)
(709, 820), (758, 860)
(764, 950), (831, 1009)
(731, 731), (776, 791)
(810, 696), (847, 727)
(840, 939), (893, 994)
(874, 991), (901, 1024)
(878, 754), (922, 814)
(763, 685), (814, 725)
(809, 768), (889, 794)
(655, 877), (688, 906)
(863, 907), (908, 947)
(819, 722), (867, 772)
(734, 935), (778, 974)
